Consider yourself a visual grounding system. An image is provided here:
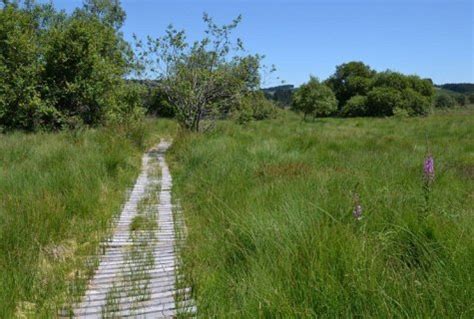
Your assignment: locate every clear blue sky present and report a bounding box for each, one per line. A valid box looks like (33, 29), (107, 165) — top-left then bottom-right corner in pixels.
(43, 0), (473, 86)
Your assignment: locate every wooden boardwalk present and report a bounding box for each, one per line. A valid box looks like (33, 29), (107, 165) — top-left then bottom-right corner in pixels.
(71, 141), (195, 318)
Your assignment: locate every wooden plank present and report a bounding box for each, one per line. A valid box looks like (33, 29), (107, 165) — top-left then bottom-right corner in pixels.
(71, 140), (196, 318)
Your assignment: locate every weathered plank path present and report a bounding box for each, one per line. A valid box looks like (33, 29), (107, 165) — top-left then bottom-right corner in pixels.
(72, 140), (195, 318)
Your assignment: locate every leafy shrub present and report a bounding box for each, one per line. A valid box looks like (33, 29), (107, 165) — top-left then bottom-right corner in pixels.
(146, 87), (175, 118)
(372, 71), (410, 91)
(333, 67), (434, 117)
(454, 94), (467, 106)
(434, 93), (456, 108)
(0, 5), (48, 131)
(407, 75), (434, 97)
(325, 61), (375, 109)
(0, 1), (141, 131)
(235, 91), (277, 124)
(400, 88), (431, 115)
(366, 87), (402, 116)
(107, 83), (145, 123)
(42, 16), (127, 126)
(469, 94), (474, 104)
(235, 102), (253, 125)
(371, 72), (433, 116)
(293, 76), (337, 119)
(340, 95), (368, 117)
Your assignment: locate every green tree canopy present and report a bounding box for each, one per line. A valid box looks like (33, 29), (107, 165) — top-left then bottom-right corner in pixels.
(324, 62), (434, 117)
(80, 0), (125, 30)
(293, 76), (337, 119)
(325, 61), (376, 109)
(0, 0), (140, 131)
(137, 13), (266, 131)
(434, 92), (456, 108)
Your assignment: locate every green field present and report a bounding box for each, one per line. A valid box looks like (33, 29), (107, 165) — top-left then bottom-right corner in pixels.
(1, 110), (472, 317)
(170, 110), (474, 317)
(0, 120), (175, 317)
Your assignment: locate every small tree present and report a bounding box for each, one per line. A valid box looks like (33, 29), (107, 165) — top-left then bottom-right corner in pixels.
(434, 93), (456, 108)
(43, 15), (128, 126)
(293, 76), (337, 120)
(137, 14), (263, 131)
(325, 61), (375, 109)
(0, 0), (140, 130)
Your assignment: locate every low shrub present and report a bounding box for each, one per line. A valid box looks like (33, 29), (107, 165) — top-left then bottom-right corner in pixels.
(235, 91), (277, 124)
(366, 87), (402, 116)
(454, 94), (467, 106)
(468, 94), (474, 104)
(293, 76), (337, 119)
(145, 87), (176, 118)
(400, 88), (431, 115)
(434, 93), (456, 108)
(340, 95), (368, 117)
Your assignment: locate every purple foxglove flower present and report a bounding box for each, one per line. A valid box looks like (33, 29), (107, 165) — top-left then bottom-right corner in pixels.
(424, 155), (435, 182)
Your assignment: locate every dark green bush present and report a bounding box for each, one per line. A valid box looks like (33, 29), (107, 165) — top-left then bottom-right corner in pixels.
(0, 1), (141, 131)
(251, 94), (277, 120)
(293, 76), (337, 119)
(340, 95), (368, 117)
(407, 75), (434, 98)
(372, 71), (410, 91)
(42, 16), (127, 126)
(469, 94), (474, 104)
(400, 88), (431, 115)
(434, 93), (456, 108)
(454, 94), (467, 106)
(325, 61), (375, 109)
(0, 5), (49, 131)
(371, 72), (433, 116)
(366, 87), (402, 116)
(146, 87), (175, 118)
(235, 91), (277, 124)
(326, 63), (434, 117)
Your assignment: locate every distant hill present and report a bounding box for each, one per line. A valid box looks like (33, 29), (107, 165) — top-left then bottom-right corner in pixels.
(436, 83), (474, 94)
(262, 85), (295, 106)
(262, 84), (295, 95)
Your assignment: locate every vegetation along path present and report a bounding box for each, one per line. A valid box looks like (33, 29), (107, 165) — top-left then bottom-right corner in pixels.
(71, 140), (195, 318)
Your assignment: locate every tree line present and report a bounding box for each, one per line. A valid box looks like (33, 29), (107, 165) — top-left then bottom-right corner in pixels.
(292, 61), (439, 119)
(1, 1), (469, 132)
(0, 0), (146, 131)
(1, 0), (276, 132)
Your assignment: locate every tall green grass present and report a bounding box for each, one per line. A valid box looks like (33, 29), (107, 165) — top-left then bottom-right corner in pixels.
(0, 119), (176, 317)
(170, 110), (474, 317)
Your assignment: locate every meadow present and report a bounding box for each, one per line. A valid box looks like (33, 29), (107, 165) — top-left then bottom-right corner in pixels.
(0, 120), (176, 317)
(169, 109), (474, 317)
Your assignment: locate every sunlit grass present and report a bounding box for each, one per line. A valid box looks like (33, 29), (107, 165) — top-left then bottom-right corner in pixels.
(0, 118), (176, 317)
(170, 109), (474, 317)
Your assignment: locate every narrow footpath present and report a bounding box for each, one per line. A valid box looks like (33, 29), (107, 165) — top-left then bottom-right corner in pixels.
(72, 140), (195, 318)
